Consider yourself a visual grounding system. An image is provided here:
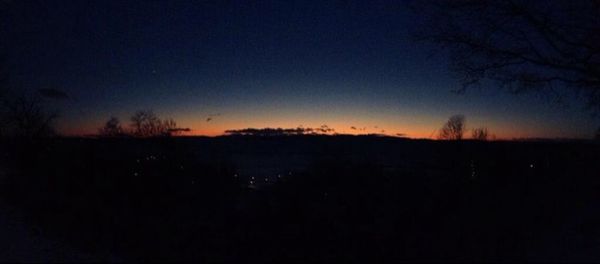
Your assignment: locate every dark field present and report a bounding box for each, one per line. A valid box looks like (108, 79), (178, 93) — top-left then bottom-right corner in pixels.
(1, 136), (599, 261)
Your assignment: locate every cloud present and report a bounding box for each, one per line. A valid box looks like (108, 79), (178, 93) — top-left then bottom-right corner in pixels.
(225, 126), (335, 136)
(206, 113), (222, 122)
(38, 88), (69, 100)
(168, 128), (191, 133)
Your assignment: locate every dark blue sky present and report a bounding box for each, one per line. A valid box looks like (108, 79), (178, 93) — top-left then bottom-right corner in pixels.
(2, 0), (596, 138)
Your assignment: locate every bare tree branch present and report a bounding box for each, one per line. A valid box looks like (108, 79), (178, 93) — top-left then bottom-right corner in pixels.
(412, 0), (600, 112)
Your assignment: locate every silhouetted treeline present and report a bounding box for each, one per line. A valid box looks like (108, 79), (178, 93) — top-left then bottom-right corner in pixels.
(225, 125), (335, 136)
(438, 114), (493, 141)
(98, 110), (190, 138)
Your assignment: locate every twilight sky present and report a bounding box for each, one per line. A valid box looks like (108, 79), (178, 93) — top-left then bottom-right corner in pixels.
(1, 0), (597, 139)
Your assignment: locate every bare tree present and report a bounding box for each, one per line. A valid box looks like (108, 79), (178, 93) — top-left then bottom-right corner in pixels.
(130, 110), (163, 137)
(129, 110), (188, 137)
(0, 59), (10, 137)
(439, 114), (466, 140)
(3, 94), (57, 138)
(411, 0), (600, 112)
(98, 117), (124, 137)
(472, 127), (489, 141)
(161, 118), (190, 136)
(0, 96), (7, 138)
(0, 86), (63, 139)
(161, 118), (177, 135)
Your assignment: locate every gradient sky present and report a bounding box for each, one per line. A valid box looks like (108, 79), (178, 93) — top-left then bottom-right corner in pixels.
(2, 0), (598, 139)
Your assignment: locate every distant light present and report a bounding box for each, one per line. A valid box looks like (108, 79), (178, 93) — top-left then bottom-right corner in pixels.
(134, 172), (138, 176)
(265, 178), (268, 182)
(251, 176), (255, 180)
(530, 164), (534, 168)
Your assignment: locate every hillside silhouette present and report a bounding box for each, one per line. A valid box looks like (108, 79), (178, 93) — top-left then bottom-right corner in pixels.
(1, 135), (599, 261)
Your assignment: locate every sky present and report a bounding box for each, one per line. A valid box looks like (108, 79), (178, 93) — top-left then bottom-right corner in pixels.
(1, 0), (598, 139)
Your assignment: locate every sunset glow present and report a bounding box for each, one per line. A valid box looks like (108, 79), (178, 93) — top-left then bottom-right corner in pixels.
(3, 0), (597, 140)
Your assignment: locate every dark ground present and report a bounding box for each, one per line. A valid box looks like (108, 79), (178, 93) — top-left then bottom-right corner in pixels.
(1, 135), (599, 262)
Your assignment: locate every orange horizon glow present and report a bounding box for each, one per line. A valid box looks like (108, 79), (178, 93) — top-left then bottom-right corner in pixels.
(54, 107), (590, 140)
(59, 120), (556, 141)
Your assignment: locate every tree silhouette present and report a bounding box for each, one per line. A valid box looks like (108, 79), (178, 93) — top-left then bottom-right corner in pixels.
(439, 115), (466, 140)
(130, 110), (162, 137)
(161, 118), (177, 136)
(472, 127), (489, 141)
(98, 117), (124, 137)
(0, 92), (7, 137)
(595, 127), (600, 140)
(161, 118), (190, 136)
(3, 94), (56, 138)
(128, 110), (188, 137)
(0, 58), (11, 137)
(0, 59), (63, 138)
(412, 0), (600, 111)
